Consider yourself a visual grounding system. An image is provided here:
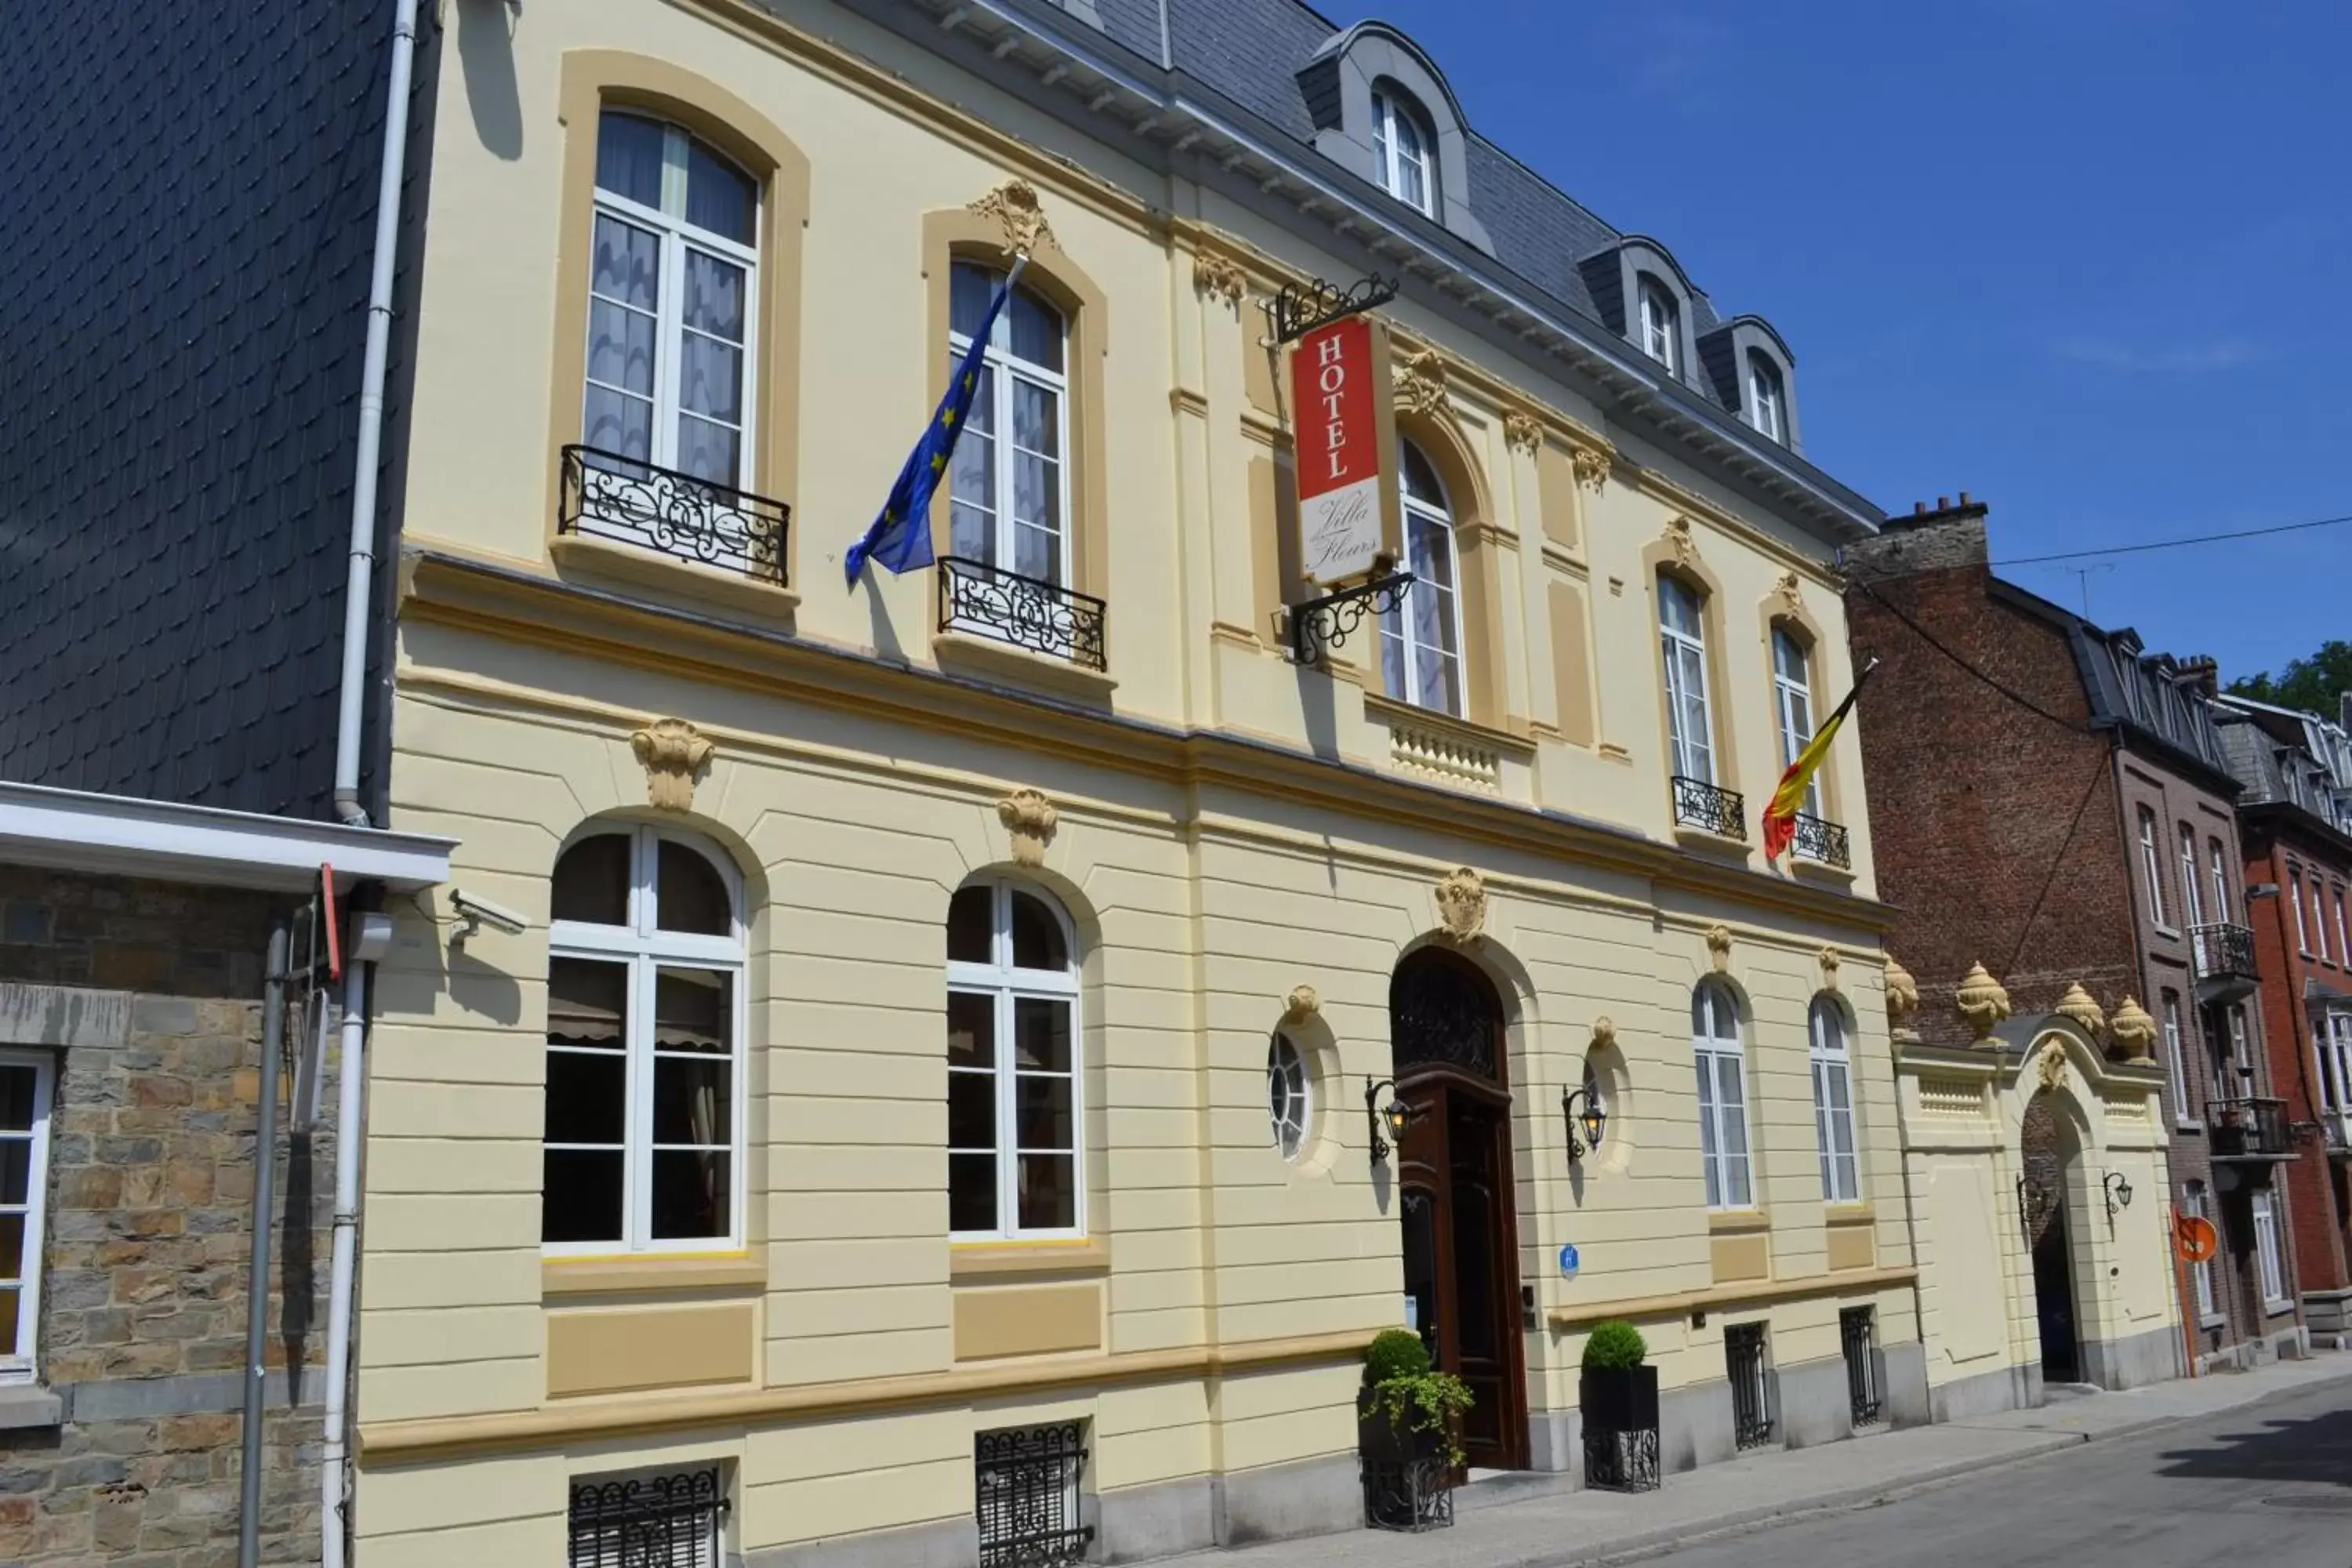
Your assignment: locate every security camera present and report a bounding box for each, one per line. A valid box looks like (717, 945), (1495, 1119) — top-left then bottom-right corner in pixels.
(449, 889), (529, 943)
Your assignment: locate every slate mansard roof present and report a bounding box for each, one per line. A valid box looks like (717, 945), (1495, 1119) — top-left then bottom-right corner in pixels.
(842, 0), (1878, 537)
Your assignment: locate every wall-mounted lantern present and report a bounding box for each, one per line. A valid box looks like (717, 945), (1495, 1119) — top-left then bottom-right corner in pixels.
(1562, 1083), (1607, 1162)
(2103, 1171), (2134, 1221)
(1364, 1077), (1414, 1163)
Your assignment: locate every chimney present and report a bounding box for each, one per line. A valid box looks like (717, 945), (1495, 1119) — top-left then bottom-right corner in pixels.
(1846, 490), (1991, 584)
(2173, 656), (2219, 698)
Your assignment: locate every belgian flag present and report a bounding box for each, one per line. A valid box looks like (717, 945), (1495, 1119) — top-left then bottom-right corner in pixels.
(1762, 661), (1875, 863)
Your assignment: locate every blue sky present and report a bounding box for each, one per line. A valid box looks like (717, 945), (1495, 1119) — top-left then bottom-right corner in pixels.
(1350, 0), (2350, 681)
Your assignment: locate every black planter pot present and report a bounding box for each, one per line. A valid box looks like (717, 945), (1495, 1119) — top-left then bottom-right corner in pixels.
(1358, 1389), (1455, 1531)
(1579, 1365), (1660, 1494)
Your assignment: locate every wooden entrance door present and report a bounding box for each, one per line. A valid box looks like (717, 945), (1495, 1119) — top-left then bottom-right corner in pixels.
(1391, 948), (1527, 1471)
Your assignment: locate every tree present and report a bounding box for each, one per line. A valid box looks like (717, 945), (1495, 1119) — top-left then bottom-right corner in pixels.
(2227, 640), (2352, 719)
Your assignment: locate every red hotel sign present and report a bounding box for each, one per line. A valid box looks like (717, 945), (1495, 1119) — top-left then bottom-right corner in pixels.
(1290, 315), (1398, 586)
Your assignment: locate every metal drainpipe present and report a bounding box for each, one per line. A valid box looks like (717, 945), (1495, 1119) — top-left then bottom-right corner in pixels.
(331, 0), (421, 829)
(238, 922), (291, 1568)
(319, 958), (369, 1568)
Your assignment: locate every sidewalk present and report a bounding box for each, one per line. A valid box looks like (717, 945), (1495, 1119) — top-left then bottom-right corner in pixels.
(1181, 1352), (2352, 1568)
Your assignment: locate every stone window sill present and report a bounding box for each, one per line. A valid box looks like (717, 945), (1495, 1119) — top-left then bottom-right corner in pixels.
(0, 1384), (63, 1430)
(1674, 824), (1753, 860)
(550, 534), (800, 624)
(543, 1251), (768, 1298)
(949, 1237), (1112, 1281)
(932, 630), (1118, 705)
(1789, 856), (1857, 887)
(1708, 1208), (1771, 1235)
(1824, 1203), (1875, 1225)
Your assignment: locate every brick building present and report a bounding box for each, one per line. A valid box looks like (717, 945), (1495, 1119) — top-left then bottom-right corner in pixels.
(1847, 497), (2306, 1377)
(2214, 694), (2352, 1346)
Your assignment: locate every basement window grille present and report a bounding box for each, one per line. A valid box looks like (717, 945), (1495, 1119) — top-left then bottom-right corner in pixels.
(976, 1422), (1093, 1568)
(1726, 1322), (1774, 1450)
(568, 1466), (728, 1568)
(1841, 1306), (1882, 1427)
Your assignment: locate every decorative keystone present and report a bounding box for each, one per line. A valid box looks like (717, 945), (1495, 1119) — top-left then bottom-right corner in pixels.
(1435, 867), (1487, 943)
(1776, 570), (1806, 616)
(1884, 956), (1921, 1043)
(631, 719), (713, 812)
(997, 788), (1059, 868)
(1396, 349), (1450, 420)
(969, 179), (1057, 255)
(1571, 442), (1613, 492)
(1503, 411), (1543, 456)
(1704, 924), (1733, 971)
(1283, 984), (1321, 1022)
(1664, 515), (1700, 569)
(1818, 946), (1842, 989)
(2108, 995), (2158, 1062)
(1590, 1015), (1617, 1049)
(1954, 961), (2012, 1043)
(2053, 982), (2107, 1038)
(2035, 1040), (2069, 1092)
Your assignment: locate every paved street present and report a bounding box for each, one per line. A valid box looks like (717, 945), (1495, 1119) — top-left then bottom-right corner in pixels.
(1639, 1377), (2352, 1568)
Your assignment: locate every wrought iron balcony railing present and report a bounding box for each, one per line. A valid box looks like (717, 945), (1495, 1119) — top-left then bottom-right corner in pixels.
(560, 445), (789, 586)
(2208, 1096), (2294, 1161)
(1671, 775), (1748, 840)
(2190, 922), (2257, 982)
(1791, 811), (1853, 869)
(938, 556), (1108, 671)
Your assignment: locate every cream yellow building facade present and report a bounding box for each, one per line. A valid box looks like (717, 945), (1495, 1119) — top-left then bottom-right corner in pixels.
(348, 0), (1927, 1561)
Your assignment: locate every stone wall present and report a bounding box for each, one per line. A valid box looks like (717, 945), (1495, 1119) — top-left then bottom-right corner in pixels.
(0, 865), (328, 1565)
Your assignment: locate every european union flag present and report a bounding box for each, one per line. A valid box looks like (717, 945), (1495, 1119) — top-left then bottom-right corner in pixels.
(846, 260), (1026, 586)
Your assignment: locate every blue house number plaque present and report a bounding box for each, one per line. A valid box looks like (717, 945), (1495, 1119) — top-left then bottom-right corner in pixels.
(1557, 1243), (1580, 1279)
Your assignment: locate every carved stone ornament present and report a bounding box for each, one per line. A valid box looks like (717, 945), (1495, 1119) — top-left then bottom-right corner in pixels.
(1590, 1015), (1617, 1049)
(1664, 515), (1700, 569)
(1571, 442), (1613, 492)
(2035, 1040), (2069, 1093)
(1884, 956), (1921, 1044)
(1396, 349), (1450, 420)
(630, 719), (713, 812)
(996, 788), (1059, 868)
(1704, 924), (1733, 971)
(1192, 251), (1247, 309)
(1503, 411), (1543, 456)
(2053, 982), (2107, 1038)
(1435, 866), (1487, 943)
(1776, 570), (1806, 616)
(968, 178), (1058, 256)
(1283, 984), (1321, 1022)
(1954, 960), (2013, 1043)
(1817, 946), (1842, 989)
(2108, 995), (2158, 1062)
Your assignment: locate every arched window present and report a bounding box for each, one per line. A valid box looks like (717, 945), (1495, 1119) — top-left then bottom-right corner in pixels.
(946, 879), (1083, 1238)
(946, 262), (1072, 591)
(1809, 997), (1860, 1203)
(1639, 277), (1680, 373)
(1379, 440), (1465, 715)
(1771, 627), (1819, 818)
(544, 825), (744, 1252)
(584, 111), (760, 486)
(1371, 88), (1433, 215)
(1692, 982), (1751, 1210)
(1660, 575), (1714, 786)
(1746, 352), (1785, 441)
(1268, 1034), (1312, 1161)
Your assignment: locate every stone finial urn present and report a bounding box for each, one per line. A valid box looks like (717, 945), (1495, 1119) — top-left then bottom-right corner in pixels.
(2108, 996), (2158, 1062)
(1884, 956), (1922, 1044)
(2053, 982), (2107, 1038)
(1954, 961), (2012, 1043)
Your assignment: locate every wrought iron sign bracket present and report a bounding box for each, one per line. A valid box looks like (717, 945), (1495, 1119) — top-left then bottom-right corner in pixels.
(1290, 572), (1414, 665)
(1265, 272), (1400, 345)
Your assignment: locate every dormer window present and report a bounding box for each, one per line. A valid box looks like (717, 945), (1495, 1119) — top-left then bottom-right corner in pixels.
(1639, 277), (1679, 373)
(1370, 88), (1433, 215)
(1747, 353), (1784, 441)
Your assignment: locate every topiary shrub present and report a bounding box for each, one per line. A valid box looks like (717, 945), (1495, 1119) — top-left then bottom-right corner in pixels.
(1364, 1327), (1431, 1385)
(1581, 1319), (1647, 1370)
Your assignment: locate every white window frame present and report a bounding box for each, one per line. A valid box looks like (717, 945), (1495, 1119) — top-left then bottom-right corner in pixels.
(1379, 441), (1468, 717)
(2177, 823), (2202, 927)
(544, 825), (748, 1258)
(2252, 1189), (2288, 1311)
(2183, 1181), (2217, 1319)
(1693, 983), (1753, 1210)
(2208, 838), (2234, 927)
(2292, 868), (2313, 955)
(1748, 354), (1784, 441)
(0, 1051), (54, 1383)
(2336, 887), (2350, 968)
(2161, 992), (2193, 1127)
(2314, 880), (2333, 965)
(1772, 627), (1820, 819)
(1370, 89), (1434, 216)
(948, 880), (1085, 1242)
(2320, 1012), (2352, 1145)
(1661, 575), (1715, 786)
(1809, 998), (1860, 1204)
(1269, 1034), (1312, 1163)
(583, 114), (761, 485)
(1639, 278), (1680, 373)
(2138, 808), (2167, 927)
(947, 264), (1073, 590)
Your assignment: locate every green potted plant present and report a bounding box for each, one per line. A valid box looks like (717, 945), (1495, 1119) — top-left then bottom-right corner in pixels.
(1578, 1319), (1659, 1492)
(1357, 1329), (1474, 1530)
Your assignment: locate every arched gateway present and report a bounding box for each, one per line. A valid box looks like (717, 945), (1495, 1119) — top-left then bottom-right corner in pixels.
(1389, 946), (1529, 1470)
